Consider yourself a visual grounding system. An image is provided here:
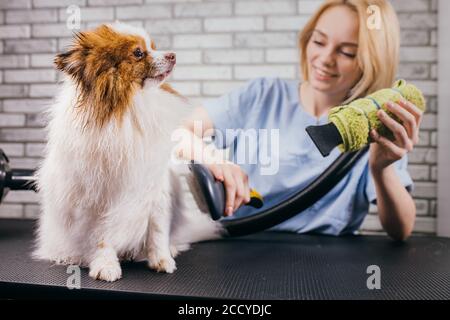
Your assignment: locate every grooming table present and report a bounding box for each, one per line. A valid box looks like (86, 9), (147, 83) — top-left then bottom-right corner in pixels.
(0, 219), (449, 299)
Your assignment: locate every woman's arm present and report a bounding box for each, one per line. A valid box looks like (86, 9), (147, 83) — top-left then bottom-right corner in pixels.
(176, 106), (251, 216)
(370, 164), (415, 241)
(175, 109), (223, 165)
(369, 99), (423, 241)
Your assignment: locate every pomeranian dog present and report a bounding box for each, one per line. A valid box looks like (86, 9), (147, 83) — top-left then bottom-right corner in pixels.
(33, 22), (223, 282)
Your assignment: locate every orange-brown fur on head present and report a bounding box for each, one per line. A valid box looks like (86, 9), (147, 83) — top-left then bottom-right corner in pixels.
(55, 24), (165, 129)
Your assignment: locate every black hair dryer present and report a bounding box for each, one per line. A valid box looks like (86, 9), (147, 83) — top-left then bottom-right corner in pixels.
(0, 149), (37, 204)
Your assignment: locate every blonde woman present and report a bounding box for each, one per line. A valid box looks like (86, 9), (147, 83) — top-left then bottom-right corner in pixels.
(180, 0), (422, 240)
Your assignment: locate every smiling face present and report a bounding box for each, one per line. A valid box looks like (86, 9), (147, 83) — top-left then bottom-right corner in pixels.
(305, 5), (362, 97)
(54, 24), (176, 128)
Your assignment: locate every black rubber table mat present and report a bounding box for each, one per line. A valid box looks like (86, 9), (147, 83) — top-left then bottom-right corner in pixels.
(0, 219), (449, 299)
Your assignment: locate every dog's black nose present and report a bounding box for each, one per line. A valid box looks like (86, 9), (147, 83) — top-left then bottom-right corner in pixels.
(165, 52), (176, 63)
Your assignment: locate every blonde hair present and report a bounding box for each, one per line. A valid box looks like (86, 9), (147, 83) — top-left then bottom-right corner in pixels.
(299, 0), (400, 104)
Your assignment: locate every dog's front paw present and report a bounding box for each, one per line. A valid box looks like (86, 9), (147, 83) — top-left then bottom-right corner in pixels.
(89, 259), (122, 282)
(148, 254), (177, 273)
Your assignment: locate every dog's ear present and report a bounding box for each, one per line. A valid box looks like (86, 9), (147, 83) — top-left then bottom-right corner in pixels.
(150, 39), (156, 50)
(54, 49), (80, 75)
(54, 32), (88, 78)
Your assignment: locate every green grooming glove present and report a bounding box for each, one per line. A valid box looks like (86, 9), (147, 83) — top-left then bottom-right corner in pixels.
(306, 80), (426, 156)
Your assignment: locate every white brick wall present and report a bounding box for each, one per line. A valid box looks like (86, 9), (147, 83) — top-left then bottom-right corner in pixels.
(6, 9), (58, 24)
(235, 1), (296, 15)
(0, 25), (31, 38)
(204, 17), (264, 32)
(174, 3), (232, 17)
(0, 55), (29, 68)
(33, 0), (87, 8)
(4, 69), (56, 83)
(116, 5), (171, 20)
(0, 1), (32, 10)
(173, 34), (232, 48)
(0, 0), (440, 236)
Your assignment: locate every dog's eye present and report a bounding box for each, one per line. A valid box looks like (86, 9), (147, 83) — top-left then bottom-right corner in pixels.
(133, 48), (144, 58)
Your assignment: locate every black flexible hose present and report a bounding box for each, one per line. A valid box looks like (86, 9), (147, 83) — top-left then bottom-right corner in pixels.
(222, 146), (369, 237)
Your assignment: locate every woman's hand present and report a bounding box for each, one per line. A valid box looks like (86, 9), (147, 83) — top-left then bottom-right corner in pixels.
(205, 162), (251, 216)
(369, 99), (423, 172)
(368, 99), (422, 241)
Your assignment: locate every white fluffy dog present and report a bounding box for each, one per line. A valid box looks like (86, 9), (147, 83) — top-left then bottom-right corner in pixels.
(33, 23), (223, 282)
